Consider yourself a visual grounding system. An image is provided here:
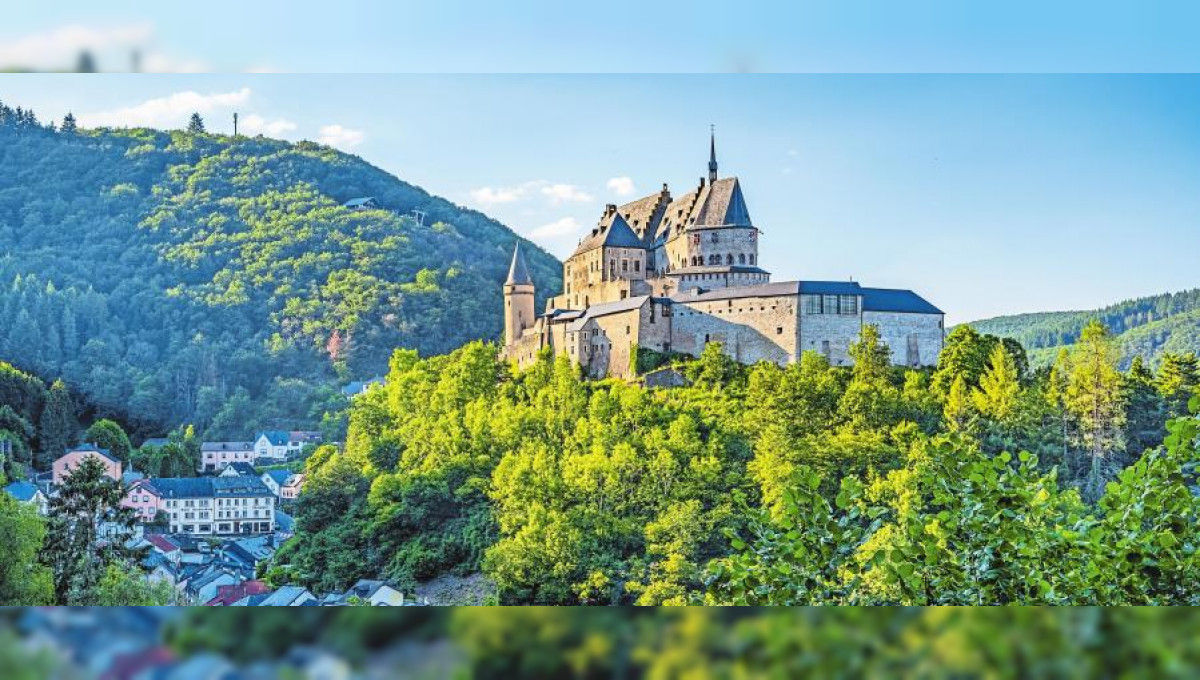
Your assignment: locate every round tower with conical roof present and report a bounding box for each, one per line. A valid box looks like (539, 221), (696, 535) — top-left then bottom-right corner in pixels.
(503, 242), (535, 347)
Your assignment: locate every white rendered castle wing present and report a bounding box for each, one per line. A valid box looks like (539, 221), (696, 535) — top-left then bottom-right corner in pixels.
(502, 134), (944, 378)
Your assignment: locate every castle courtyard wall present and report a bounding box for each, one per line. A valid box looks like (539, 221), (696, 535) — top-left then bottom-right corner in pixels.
(798, 311), (862, 367)
(670, 294), (799, 365)
(862, 311), (944, 368)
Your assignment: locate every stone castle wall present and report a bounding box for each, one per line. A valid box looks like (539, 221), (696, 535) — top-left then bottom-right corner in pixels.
(670, 294), (799, 365)
(863, 311), (944, 368)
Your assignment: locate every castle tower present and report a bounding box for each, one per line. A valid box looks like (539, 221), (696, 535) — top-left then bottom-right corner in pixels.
(504, 243), (535, 346)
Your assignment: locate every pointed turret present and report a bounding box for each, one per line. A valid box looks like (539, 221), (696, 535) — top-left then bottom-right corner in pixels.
(708, 127), (718, 183)
(503, 243), (535, 347)
(506, 242), (533, 286)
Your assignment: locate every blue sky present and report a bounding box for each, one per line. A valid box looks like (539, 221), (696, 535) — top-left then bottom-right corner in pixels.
(1, 2), (1200, 72)
(2, 74), (1198, 324)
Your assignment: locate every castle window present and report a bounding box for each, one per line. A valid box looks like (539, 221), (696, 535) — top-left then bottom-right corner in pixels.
(840, 295), (859, 315)
(711, 233), (719, 243)
(802, 296), (820, 314)
(626, 326), (631, 335)
(738, 254), (746, 264)
(823, 295), (838, 314)
(777, 327), (783, 334)
(726, 254), (734, 265)
(749, 254), (755, 265)
(634, 261), (641, 272)
(622, 260), (628, 272)
(704, 334), (710, 343)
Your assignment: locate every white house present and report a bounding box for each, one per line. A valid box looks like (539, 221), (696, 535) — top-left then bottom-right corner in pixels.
(199, 442), (255, 473)
(3, 480), (48, 515)
(154, 477), (276, 536)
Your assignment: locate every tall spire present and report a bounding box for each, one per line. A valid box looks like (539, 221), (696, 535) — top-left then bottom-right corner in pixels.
(506, 242), (532, 286)
(708, 125), (718, 183)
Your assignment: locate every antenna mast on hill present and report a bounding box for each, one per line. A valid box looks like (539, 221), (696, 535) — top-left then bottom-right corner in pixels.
(411, 209), (427, 228)
(233, 112), (239, 137)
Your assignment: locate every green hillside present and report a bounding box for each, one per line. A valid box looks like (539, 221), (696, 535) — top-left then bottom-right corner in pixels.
(967, 289), (1200, 367)
(0, 103), (560, 439)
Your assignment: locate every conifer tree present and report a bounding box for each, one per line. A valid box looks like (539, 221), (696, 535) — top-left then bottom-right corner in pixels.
(60, 113), (77, 134)
(37, 380), (77, 469)
(1064, 321), (1126, 500)
(1122, 356), (1164, 455)
(187, 112), (206, 134)
(972, 343), (1020, 422)
(1157, 352), (1199, 418)
(943, 374), (975, 433)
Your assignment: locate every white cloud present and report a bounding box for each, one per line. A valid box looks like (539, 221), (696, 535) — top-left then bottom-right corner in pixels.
(78, 88), (252, 129)
(0, 23), (153, 69)
(317, 124), (364, 150)
(541, 183), (593, 203)
(606, 176), (636, 197)
(530, 217), (582, 239)
(240, 114), (298, 138)
(470, 185), (527, 206)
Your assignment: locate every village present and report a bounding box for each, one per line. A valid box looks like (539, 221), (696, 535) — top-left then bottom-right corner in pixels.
(2, 421), (421, 609)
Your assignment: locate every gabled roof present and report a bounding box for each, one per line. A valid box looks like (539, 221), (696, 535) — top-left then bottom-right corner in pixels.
(258, 431), (290, 446)
(222, 462), (258, 477)
(617, 185), (671, 240)
(66, 443), (120, 464)
(506, 242), (533, 286)
(861, 287), (944, 315)
(343, 197), (375, 208)
(4, 480), (41, 502)
(259, 585), (313, 606)
(565, 296), (650, 332)
(690, 177), (752, 228)
(571, 208), (647, 257)
(264, 469), (292, 486)
(146, 534), (180, 554)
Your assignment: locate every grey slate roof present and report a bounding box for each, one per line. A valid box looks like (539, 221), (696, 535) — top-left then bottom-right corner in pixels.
(258, 585), (313, 606)
(506, 243), (533, 286)
(572, 209), (646, 257)
(691, 177), (752, 228)
(565, 296), (650, 332)
(70, 443), (120, 463)
(672, 281), (802, 303)
(343, 197), (375, 208)
(798, 280), (863, 296)
(258, 431), (290, 446)
(201, 441), (253, 452)
(265, 469), (292, 486)
(151, 476), (273, 499)
(861, 287), (944, 315)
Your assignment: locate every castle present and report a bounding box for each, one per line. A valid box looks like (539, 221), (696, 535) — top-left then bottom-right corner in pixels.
(501, 135), (945, 378)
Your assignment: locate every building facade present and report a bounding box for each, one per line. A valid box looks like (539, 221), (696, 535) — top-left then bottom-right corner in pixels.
(199, 442), (255, 473)
(52, 444), (122, 487)
(500, 135), (945, 378)
(150, 477), (277, 536)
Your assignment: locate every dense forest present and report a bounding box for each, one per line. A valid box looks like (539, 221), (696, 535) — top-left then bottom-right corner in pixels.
(969, 289), (1200, 368)
(272, 322), (1200, 604)
(0, 101), (560, 439)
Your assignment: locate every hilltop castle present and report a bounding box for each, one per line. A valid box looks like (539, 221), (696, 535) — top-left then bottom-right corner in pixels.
(501, 135), (944, 378)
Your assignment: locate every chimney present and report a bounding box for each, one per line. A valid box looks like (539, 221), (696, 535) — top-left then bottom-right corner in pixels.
(605, 203), (617, 216)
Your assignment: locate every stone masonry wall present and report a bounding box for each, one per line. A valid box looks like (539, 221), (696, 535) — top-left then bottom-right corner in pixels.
(862, 311), (944, 367)
(670, 293), (799, 365)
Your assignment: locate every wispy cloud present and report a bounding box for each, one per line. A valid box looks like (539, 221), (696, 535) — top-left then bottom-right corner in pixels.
(470, 180), (597, 208)
(606, 176), (636, 197)
(78, 88), (251, 129)
(530, 217), (582, 239)
(240, 114), (298, 138)
(541, 183), (593, 203)
(317, 124), (364, 150)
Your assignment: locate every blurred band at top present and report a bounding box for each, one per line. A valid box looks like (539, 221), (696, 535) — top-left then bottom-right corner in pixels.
(2, 0), (1199, 73)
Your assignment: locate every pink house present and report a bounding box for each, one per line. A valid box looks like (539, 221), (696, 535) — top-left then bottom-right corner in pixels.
(52, 444), (122, 487)
(122, 479), (164, 523)
(279, 474), (306, 500)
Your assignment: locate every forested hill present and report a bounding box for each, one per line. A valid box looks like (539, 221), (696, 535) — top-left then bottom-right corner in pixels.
(0, 105), (560, 439)
(966, 289), (1200, 367)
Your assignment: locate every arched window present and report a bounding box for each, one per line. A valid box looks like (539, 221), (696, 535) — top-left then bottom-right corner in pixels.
(749, 254), (755, 265)
(726, 254), (734, 265)
(738, 254), (746, 264)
